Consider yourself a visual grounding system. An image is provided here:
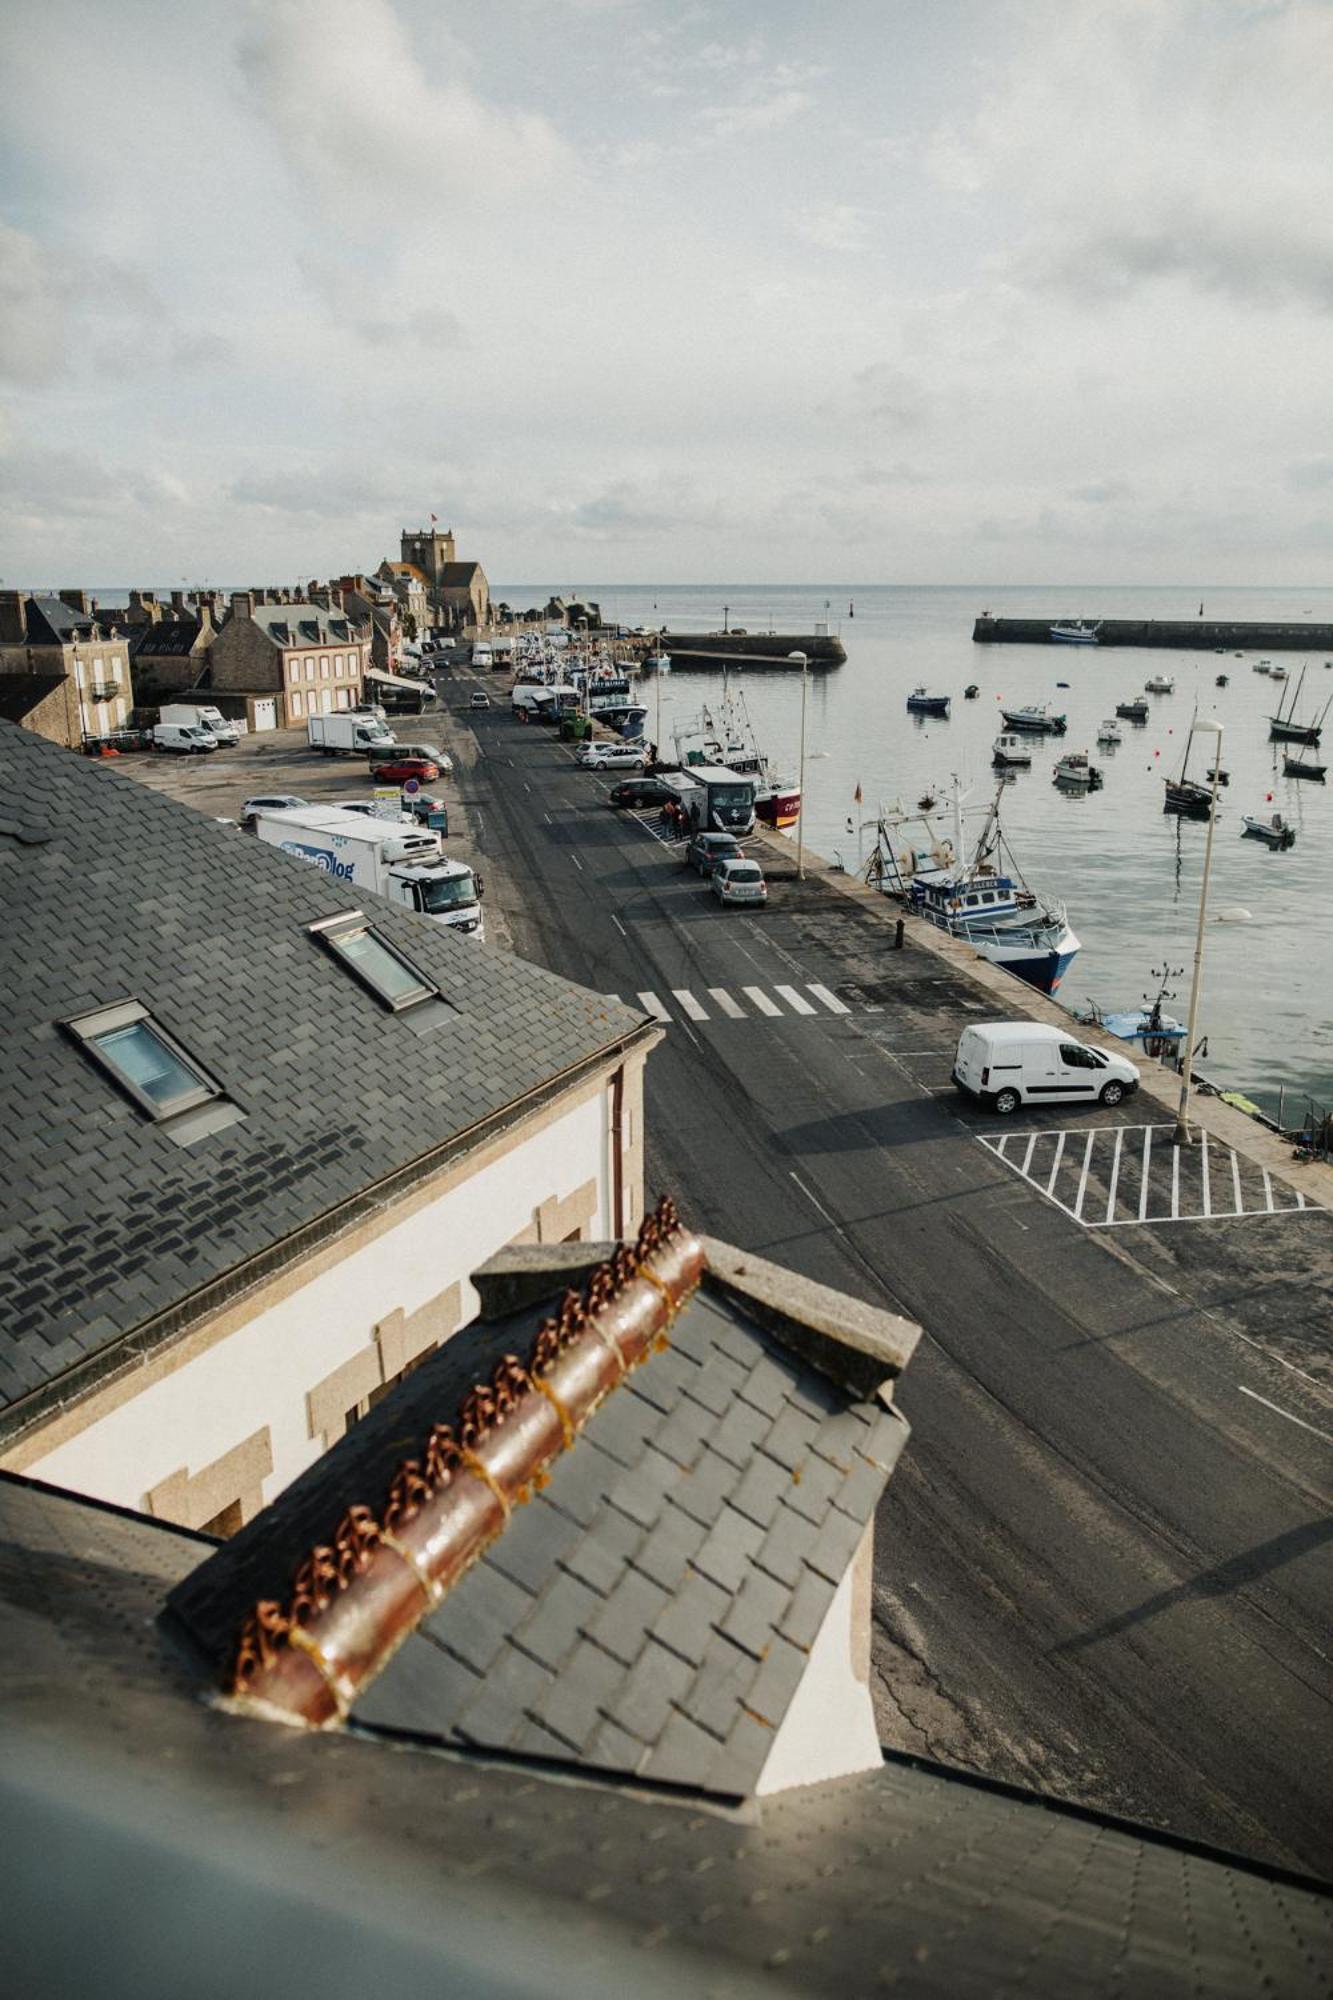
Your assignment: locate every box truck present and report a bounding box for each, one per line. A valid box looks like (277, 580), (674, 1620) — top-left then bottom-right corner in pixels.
(253, 805), (484, 936)
(307, 712), (397, 756)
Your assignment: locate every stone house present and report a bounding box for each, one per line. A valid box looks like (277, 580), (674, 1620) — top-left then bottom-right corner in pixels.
(437, 560), (491, 633)
(376, 558), (432, 641)
(208, 589), (371, 728)
(129, 601), (217, 696)
(0, 724), (660, 1534)
(0, 590), (135, 748)
(335, 575), (402, 673)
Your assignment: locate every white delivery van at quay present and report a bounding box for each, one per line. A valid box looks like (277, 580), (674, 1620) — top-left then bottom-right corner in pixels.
(952, 1022), (1139, 1116)
(307, 712), (397, 756)
(253, 805), (485, 937)
(153, 721), (218, 754)
(471, 642), (493, 669)
(158, 703), (239, 746)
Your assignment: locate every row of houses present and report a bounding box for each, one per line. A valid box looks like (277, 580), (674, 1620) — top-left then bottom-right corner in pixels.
(0, 524), (493, 750)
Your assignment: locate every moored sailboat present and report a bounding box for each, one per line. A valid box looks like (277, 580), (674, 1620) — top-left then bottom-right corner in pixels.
(1163, 715), (1216, 819)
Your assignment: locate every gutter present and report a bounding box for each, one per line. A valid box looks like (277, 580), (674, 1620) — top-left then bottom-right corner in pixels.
(0, 1019), (662, 1456)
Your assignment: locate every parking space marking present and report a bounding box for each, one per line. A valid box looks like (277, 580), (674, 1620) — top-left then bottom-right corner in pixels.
(978, 1122), (1325, 1230)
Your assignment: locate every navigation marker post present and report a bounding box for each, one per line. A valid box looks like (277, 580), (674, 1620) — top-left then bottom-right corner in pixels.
(1174, 718), (1223, 1148)
(789, 651), (809, 880)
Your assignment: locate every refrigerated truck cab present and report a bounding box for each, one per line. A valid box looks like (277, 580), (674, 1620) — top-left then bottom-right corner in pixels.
(952, 1022), (1139, 1115)
(253, 806), (485, 937)
(660, 764), (757, 835)
(307, 712), (397, 756)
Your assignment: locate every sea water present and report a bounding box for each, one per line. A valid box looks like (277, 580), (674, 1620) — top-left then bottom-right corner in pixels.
(501, 582), (1333, 1120)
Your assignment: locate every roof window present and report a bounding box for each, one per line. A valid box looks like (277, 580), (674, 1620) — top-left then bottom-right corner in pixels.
(311, 912), (437, 1012)
(64, 1000), (242, 1143)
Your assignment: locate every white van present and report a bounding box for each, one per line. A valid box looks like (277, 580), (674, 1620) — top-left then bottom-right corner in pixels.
(953, 1021), (1139, 1115)
(159, 703), (239, 746)
(153, 722), (218, 755)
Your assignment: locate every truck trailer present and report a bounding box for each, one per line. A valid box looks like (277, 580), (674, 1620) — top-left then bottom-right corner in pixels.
(253, 805), (485, 937)
(307, 712), (397, 756)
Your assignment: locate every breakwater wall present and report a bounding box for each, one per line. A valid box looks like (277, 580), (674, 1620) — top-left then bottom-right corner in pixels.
(973, 615), (1333, 653)
(658, 630), (845, 670)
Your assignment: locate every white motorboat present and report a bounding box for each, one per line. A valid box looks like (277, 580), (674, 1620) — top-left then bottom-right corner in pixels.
(1144, 673), (1175, 694)
(1242, 812), (1296, 849)
(1096, 718), (1123, 745)
(991, 733), (1032, 767)
(1269, 663), (1289, 681)
(1053, 751), (1104, 790)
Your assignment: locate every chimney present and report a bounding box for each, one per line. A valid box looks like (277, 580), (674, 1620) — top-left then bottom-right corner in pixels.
(170, 589), (186, 615)
(59, 589), (91, 616)
(230, 590), (255, 622)
(0, 589), (28, 644)
(196, 601), (215, 642)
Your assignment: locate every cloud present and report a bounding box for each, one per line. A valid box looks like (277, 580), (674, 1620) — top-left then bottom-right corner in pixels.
(1286, 457), (1333, 492)
(1069, 479), (1133, 505)
(793, 203), (875, 255)
(237, 0), (574, 228)
(699, 88), (810, 140)
(0, 221), (67, 385)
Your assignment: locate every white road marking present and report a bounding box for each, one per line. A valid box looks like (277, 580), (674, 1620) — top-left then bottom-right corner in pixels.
(977, 1122), (1324, 1231)
(744, 986), (782, 1017)
(807, 983), (851, 1015)
(673, 989), (709, 1021)
(709, 987), (746, 1018)
(570, 854), (583, 871)
(637, 991), (671, 1022)
(776, 984), (817, 1016)
(1104, 1126), (1123, 1226)
(789, 1169), (840, 1227)
(1074, 1130), (1096, 1221)
(611, 914), (627, 938)
(1200, 1130), (1211, 1219)
(1238, 1385), (1333, 1451)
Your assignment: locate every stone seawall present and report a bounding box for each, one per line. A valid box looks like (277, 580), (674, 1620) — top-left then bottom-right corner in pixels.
(973, 615), (1333, 652)
(659, 630), (846, 669)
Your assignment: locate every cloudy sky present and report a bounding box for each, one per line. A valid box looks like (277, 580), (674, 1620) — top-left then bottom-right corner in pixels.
(1, 0), (1330, 586)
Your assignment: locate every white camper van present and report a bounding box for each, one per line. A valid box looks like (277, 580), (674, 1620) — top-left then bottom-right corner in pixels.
(952, 1021), (1139, 1116)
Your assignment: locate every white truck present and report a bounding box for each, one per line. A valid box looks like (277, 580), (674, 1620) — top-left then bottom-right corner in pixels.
(307, 712), (397, 756)
(158, 703), (239, 746)
(253, 805), (485, 938)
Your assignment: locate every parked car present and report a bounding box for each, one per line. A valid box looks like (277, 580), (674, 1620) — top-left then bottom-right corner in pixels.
(240, 793), (310, 827)
(368, 741), (453, 776)
(337, 799), (415, 825)
(952, 1022), (1140, 1116)
(370, 756), (440, 784)
(402, 793), (449, 832)
(608, 776), (677, 809)
(685, 831), (743, 876)
(153, 722), (217, 755)
(711, 857), (768, 906)
(577, 742), (646, 772)
(469, 690), (490, 709)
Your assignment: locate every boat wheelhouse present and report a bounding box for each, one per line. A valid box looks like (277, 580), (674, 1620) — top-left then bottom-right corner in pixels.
(992, 733), (1032, 767)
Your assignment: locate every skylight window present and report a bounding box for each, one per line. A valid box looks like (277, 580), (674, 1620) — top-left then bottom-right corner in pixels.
(311, 913), (436, 1011)
(64, 1001), (220, 1119)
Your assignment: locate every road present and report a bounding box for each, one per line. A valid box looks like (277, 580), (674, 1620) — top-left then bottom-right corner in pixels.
(448, 667), (1333, 1879)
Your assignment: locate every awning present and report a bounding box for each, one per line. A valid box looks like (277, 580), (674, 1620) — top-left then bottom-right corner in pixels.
(365, 666), (430, 690)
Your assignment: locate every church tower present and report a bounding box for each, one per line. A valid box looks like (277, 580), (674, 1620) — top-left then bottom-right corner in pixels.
(400, 523), (456, 583)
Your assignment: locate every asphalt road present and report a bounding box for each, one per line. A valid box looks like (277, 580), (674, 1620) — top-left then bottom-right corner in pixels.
(447, 665), (1333, 1880)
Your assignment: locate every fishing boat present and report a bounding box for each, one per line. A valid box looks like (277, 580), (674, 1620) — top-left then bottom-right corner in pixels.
(906, 686), (951, 717)
(1269, 664), (1289, 681)
(1097, 718), (1123, 745)
(1253, 660), (1272, 674)
(1050, 620), (1101, 645)
(1144, 673), (1175, 694)
(673, 685), (800, 829)
(1242, 812), (1296, 849)
(1000, 704), (1067, 735)
(1284, 752), (1326, 781)
(1115, 696), (1149, 723)
(640, 651), (671, 675)
(991, 733), (1032, 768)
(1269, 665), (1328, 746)
(1163, 718), (1216, 819)
(1053, 751), (1103, 790)
(872, 781), (1080, 994)
(1075, 968), (1186, 1061)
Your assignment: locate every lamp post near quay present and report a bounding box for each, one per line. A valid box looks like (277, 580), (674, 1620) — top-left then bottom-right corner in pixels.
(789, 651), (809, 880)
(1174, 717), (1224, 1148)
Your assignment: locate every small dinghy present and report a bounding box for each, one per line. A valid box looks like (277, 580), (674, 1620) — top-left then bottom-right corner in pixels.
(1215, 673), (1229, 687)
(1242, 812), (1296, 849)
(964, 683), (979, 699)
(1205, 766), (1229, 786)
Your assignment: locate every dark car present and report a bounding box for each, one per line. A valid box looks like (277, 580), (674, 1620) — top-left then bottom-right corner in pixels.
(371, 756), (439, 784)
(608, 776), (676, 810)
(685, 831), (743, 876)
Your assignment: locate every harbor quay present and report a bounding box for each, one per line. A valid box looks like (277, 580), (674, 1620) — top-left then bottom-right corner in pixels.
(974, 613), (1333, 652)
(437, 655), (1333, 1880)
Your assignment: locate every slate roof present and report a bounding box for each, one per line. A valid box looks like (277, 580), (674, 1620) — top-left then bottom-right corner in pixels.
(438, 562), (484, 586)
(130, 618), (206, 660)
(248, 603), (368, 651)
(7, 1472), (1332, 1997)
(26, 596), (99, 644)
(0, 674), (66, 722)
(0, 724), (653, 1430)
(167, 1244), (910, 1797)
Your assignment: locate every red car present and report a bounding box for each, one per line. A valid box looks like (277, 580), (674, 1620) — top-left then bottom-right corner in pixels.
(370, 755), (439, 783)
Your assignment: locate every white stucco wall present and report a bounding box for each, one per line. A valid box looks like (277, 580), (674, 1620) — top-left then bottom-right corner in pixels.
(26, 1089), (613, 1516)
(757, 1545), (883, 1795)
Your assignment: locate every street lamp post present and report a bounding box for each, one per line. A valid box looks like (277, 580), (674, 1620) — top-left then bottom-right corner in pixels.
(1174, 718), (1224, 1147)
(789, 651), (809, 880)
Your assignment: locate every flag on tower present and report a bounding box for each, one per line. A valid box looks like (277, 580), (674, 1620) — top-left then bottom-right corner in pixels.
(430, 512), (438, 524)
(853, 781), (863, 805)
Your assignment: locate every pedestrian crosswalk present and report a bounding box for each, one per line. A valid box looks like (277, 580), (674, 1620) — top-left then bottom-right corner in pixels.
(613, 982), (854, 1026)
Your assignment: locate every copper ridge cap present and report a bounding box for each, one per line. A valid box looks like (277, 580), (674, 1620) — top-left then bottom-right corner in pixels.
(224, 1197), (704, 1730)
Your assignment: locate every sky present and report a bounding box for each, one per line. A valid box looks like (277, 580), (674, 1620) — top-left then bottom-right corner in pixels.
(1, 0), (1330, 587)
